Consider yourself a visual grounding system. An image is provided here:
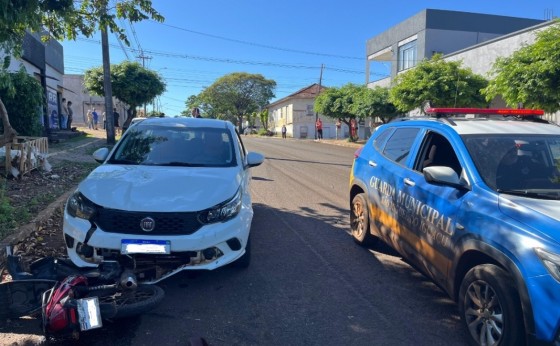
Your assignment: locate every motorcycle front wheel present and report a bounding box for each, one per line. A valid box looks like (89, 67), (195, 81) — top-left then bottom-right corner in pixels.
(93, 284), (165, 319)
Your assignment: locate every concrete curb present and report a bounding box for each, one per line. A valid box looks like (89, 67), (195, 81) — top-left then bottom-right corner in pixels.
(0, 189), (74, 261)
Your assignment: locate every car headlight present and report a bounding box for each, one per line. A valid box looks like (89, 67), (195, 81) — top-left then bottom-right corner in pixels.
(198, 188), (242, 224)
(535, 248), (560, 282)
(66, 191), (98, 220)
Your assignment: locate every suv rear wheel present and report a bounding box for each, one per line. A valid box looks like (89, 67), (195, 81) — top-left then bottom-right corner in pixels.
(458, 264), (524, 346)
(350, 193), (376, 246)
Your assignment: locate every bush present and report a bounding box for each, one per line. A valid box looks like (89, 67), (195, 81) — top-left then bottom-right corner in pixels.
(0, 68), (44, 137)
(258, 129), (274, 136)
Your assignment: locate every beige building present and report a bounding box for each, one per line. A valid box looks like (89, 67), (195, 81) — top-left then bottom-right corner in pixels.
(63, 74), (127, 126)
(267, 84), (348, 139)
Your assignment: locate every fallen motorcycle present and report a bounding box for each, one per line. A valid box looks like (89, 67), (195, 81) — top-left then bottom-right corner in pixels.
(1, 250), (164, 341)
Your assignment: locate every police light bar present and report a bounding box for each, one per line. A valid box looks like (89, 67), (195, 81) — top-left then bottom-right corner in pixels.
(425, 108), (544, 116)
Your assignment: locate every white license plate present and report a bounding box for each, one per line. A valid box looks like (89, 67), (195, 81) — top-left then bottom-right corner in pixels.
(121, 239), (171, 254)
(76, 297), (102, 331)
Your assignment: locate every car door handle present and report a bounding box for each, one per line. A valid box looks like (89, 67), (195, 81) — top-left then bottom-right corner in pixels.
(404, 178), (415, 186)
(368, 160), (377, 167)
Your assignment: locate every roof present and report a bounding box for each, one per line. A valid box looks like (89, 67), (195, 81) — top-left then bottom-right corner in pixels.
(267, 83), (327, 108)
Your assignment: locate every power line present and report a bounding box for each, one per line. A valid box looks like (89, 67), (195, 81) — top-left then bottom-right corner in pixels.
(74, 38), (387, 76)
(154, 21), (363, 61)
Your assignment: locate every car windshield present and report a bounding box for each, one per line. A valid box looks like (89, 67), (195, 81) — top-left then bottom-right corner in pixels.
(463, 134), (560, 197)
(108, 125), (236, 167)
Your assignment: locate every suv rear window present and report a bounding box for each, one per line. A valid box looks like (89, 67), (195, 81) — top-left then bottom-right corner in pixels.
(382, 128), (420, 164)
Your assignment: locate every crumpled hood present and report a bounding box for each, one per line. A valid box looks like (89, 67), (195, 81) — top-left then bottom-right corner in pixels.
(499, 195), (560, 245)
(78, 165), (242, 212)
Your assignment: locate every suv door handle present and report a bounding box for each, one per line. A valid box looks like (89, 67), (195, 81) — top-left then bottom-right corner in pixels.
(368, 160), (377, 167)
(404, 178), (415, 186)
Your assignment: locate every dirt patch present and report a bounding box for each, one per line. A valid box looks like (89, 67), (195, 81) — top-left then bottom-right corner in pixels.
(0, 128), (109, 268)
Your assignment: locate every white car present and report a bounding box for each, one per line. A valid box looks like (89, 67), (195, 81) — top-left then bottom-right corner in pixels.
(63, 117), (264, 283)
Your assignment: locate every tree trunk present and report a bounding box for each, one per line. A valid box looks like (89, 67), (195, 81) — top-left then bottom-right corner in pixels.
(122, 106), (136, 131)
(0, 97), (18, 147)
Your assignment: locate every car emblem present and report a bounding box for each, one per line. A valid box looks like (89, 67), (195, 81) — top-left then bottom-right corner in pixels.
(140, 217), (156, 232)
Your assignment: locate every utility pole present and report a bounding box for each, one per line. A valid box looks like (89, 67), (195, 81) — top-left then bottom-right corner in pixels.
(101, 5), (115, 145)
(137, 53), (152, 117)
(314, 64), (324, 140)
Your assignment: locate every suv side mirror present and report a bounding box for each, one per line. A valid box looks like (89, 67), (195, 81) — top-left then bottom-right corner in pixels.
(423, 166), (469, 190)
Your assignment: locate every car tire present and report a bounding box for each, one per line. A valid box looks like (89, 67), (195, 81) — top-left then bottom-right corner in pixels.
(458, 264), (525, 346)
(350, 193), (376, 246)
(232, 237), (251, 269)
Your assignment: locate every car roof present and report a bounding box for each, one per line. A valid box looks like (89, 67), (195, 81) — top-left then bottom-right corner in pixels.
(137, 117), (236, 130)
(389, 117), (560, 136)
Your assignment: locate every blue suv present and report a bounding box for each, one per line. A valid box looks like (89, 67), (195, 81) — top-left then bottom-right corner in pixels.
(349, 108), (560, 346)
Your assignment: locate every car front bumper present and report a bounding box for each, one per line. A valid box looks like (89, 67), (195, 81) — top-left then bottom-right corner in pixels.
(62, 205), (253, 283)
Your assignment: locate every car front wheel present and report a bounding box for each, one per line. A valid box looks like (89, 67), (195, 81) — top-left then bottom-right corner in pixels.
(350, 193), (376, 246)
(458, 264), (525, 346)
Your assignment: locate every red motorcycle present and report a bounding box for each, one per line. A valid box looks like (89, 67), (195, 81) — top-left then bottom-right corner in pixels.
(1, 251), (164, 341)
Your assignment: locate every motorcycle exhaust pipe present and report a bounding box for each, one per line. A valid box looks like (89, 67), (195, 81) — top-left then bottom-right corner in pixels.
(120, 269), (138, 290)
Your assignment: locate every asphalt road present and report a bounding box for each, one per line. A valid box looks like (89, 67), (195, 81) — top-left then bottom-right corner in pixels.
(4, 136), (470, 346)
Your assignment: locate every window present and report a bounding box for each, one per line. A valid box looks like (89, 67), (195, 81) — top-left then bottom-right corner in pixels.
(373, 127), (394, 150)
(415, 132), (462, 176)
(383, 128), (420, 164)
(398, 40), (417, 72)
(307, 105), (314, 116)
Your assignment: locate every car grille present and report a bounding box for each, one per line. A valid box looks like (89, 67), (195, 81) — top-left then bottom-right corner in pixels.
(94, 208), (203, 235)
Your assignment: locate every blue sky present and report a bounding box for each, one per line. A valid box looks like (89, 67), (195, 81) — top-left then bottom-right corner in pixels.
(62, 0), (559, 116)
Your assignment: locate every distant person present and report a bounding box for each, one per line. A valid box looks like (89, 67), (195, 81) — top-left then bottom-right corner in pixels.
(315, 118), (323, 140)
(102, 111), (106, 129)
(336, 119), (341, 140)
(113, 107), (120, 135)
(192, 107), (202, 118)
(86, 110), (93, 129)
(281, 124), (287, 139)
(92, 108), (99, 130)
(60, 98), (68, 129)
(67, 101), (73, 130)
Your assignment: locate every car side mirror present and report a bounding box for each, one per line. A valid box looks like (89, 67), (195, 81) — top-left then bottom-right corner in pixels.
(423, 166), (469, 190)
(93, 147), (110, 163)
(246, 152), (264, 167)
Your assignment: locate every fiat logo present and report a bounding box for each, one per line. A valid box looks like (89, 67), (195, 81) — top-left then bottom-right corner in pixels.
(140, 217), (155, 232)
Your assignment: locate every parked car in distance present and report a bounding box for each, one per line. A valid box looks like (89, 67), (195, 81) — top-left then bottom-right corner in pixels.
(63, 117), (264, 283)
(349, 107), (560, 346)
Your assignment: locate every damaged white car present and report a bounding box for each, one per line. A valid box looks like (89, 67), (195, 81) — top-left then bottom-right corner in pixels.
(62, 117), (264, 283)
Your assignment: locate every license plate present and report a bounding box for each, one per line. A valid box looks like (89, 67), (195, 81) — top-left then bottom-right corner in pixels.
(76, 297), (102, 331)
(121, 239), (171, 254)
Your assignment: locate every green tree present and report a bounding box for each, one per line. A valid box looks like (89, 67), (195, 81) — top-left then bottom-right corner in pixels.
(0, 0), (163, 146)
(0, 68), (44, 136)
(314, 84), (361, 138)
(389, 55), (488, 112)
(84, 61), (166, 128)
(198, 72), (276, 132)
(259, 109), (269, 131)
(353, 86), (400, 123)
(482, 21), (560, 113)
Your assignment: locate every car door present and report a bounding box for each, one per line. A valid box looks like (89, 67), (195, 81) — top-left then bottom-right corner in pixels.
(396, 130), (469, 285)
(363, 126), (422, 251)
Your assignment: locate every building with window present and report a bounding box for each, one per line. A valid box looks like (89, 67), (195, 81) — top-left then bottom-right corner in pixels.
(366, 9), (544, 88)
(267, 84), (347, 139)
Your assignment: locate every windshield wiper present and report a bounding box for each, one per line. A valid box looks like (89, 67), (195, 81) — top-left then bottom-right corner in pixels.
(157, 161), (198, 167)
(108, 159), (137, 165)
(497, 189), (560, 200)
